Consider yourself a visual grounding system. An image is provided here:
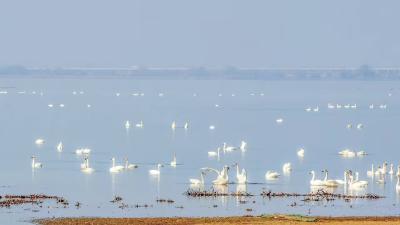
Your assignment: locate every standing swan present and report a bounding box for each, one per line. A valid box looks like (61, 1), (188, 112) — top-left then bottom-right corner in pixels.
(31, 156), (42, 168)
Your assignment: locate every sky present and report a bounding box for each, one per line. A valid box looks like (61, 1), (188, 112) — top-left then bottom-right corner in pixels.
(0, 0), (399, 68)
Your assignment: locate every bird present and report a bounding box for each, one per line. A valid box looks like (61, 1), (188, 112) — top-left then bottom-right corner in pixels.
(235, 163), (247, 184)
(356, 123), (364, 130)
(135, 121), (144, 128)
(265, 171), (280, 180)
(309, 171), (325, 186)
(223, 142), (237, 152)
(282, 163), (292, 173)
(397, 166), (400, 177)
(357, 151), (367, 156)
(76, 148), (91, 155)
(209, 125), (216, 130)
(396, 176), (400, 191)
(81, 156), (94, 173)
(276, 118), (284, 124)
(170, 153), (177, 167)
(202, 166), (229, 185)
(189, 171), (206, 186)
(208, 147), (221, 157)
(240, 141), (247, 152)
(56, 142), (63, 152)
(35, 139), (45, 146)
(171, 121), (176, 130)
(124, 158), (138, 170)
(348, 171), (368, 188)
(31, 156), (42, 169)
(184, 122), (189, 130)
(322, 170), (340, 187)
(125, 120), (130, 129)
(297, 148), (305, 157)
(367, 164), (375, 177)
(149, 164), (162, 175)
(389, 164), (395, 175)
(338, 149), (356, 157)
(109, 157), (124, 173)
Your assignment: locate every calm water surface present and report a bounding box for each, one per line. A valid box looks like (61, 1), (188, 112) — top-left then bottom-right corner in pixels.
(0, 78), (399, 224)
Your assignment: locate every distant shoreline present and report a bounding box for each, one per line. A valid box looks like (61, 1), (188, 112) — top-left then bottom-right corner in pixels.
(34, 215), (400, 225)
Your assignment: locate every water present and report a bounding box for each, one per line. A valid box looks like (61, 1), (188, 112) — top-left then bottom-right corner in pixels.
(0, 78), (400, 224)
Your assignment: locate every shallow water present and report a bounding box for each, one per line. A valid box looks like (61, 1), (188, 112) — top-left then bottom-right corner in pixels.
(0, 78), (399, 224)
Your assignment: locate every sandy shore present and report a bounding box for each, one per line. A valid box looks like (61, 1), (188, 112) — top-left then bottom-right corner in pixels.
(35, 215), (400, 225)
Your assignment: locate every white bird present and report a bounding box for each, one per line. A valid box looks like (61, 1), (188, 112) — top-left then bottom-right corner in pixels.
(309, 171), (325, 186)
(338, 149), (356, 157)
(209, 125), (216, 130)
(81, 156), (94, 173)
(135, 121), (144, 128)
(149, 164), (162, 175)
(369, 104), (374, 109)
(396, 176), (400, 191)
(357, 151), (367, 156)
(189, 171), (205, 185)
(389, 164), (394, 175)
(223, 142), (237, 152)
(31, 156), (42, 169)
(297, 148), (305, 157)
(48, 104), (54, 108)
(235, 163), (247, 184)
(35, 139), (45, 145)
(240, 141), (247, 151)
(125, 120), (130, 129)
(276, 118), (284, 124)
(56, 142), (63, 152)
(327, 103), (335, 109)
(109, 157), (124, 173)
(124, 158), (138, 170)
(75, 148), (91, 155)
(116, 93), (120, 97)
(357, 123), (364, 130)
(202, 166), (229, 185)
(346, 124), (353, 129)
(335, 171), (348, 185)
(265, 170), (280, 180)
(59, 104), (65, 108)
(171, 121), (176, 130)
(282, 163), (292, 173)
(322, 170), (340, 187)
(397, 166), (400, 177)
(305, 107), (312, 112)
(208, 147), (221, 157)
(184, 122), (189, 130)
(367, 164), (375, 177)
(313, 107), (319, 112)
(170, 153), (177, 167)
(349, 171), (368, 188)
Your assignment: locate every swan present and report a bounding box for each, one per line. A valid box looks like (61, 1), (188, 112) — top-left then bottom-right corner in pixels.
(59, 104), (65, 108)
(31, 156), (42, 168)
(208, 147), (221, 157)
(48, 104), (54, 108)
(309, 171), (325, 186)
(184, 122), (189, 130)
(109, 157), (124, 173)
(357, 123), (363, 130)
(125, 120), (130, 129)
(357, 151), (367, 156)
(87, 104), (91, 108)
(338, 149), (356, 157)
(297, 148), (305, 157)
(135, 121), (144, 128)
(367, 164), (374, 177)
(344, 104), (350, 109)
(282, 163), (292, 173)
(323, 170), (340, 187)
(235, 163), (247, 184)
(124, 158), (138, 170)
(76, 148), (91, 155)
(209, 125), (216, 130)
(397, 176), (400, 191)
(327, 103), (335, 109)
(223, 142), (237, 152)
(369, 104), (374, 109)
(265, 170), (280, 180)
(397, 166), (400, 177)
(170, 153), (177, 167)
(313, 107), (319, 112)
(149, 164), (162, 175)
(351, 104), (357, 109)
(56, 142), (63, 152)
(189, 171), (206, 185)
(202, 166), (229, 185)
(240, 141), (247, 151)
(81, 156), (94, 173)
(171, 121), (176, 130)
(335, 171), (348, 185)
(35, 139), (45, 145)
(116, 93), (120, 97)
(305, 107), (312, 112)
(389, 164), (394, 175)
(349, 171), (368, 188)
(346, 124), (353, 129)
(276, 118), (283, 124)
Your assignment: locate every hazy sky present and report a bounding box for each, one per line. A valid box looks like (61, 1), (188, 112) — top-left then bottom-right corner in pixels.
(0, 0), (399, 68)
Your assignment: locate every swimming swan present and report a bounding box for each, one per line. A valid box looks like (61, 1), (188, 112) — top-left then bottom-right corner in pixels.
(297, 148), (305, 157)
(189, 171), (205, 185)
(149, 164), (162, 175)
(56, 142), (63, 152)
(170, 153), (177, 167)
(35, 139), (45, 145)
(81, 156), (94, 173)
(124, 158), (138, 170)
(265, 170), (280, 180)
(109, 157), (124, 173)
(309, 171), (325, 186)
(31, 156), (42, 168)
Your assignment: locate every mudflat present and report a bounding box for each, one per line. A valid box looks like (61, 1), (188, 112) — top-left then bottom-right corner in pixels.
(35, 215), (400, 225)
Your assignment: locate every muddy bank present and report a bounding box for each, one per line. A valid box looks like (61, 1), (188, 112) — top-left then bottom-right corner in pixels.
(35, 215), (400, 225)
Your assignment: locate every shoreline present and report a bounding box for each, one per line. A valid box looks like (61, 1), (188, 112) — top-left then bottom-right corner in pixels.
(35, 215), (400, 225)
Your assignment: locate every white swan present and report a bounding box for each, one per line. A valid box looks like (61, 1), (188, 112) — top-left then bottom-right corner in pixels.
(369, 104), (374, 109)
(282, 163), (292, 173)
(338, 149), (356, 157)
(357, 151), (367, 156)
(184, 122), (189, 130)
(202, 166), (229, 185)
(208, 147), (221, 157)
(389, 163), (394, 175)
(297, 148), (305, 157)
(189, 171), (205, 185)
(276, 118), (283, 124)
(309, 171), (325, 186)
(323, 170), (340, 187)
(31, 156), (42, 168)
(346, 124), (353, 129)
(124, 158), (138, 170)
(170, 153), (177, 167)
(305, 107), (312, 112)
(135, 121), (144, 128)
(356, 123), (364, 130)
(313, 107), (319, 112)
(367, 164), (374, 177)
(335, 171), (348, 185)
(56, 142), (63, 152)
(240, 141), (247, 151)
(76, 148), (91, 155)
(171, 121), (176, 130)
(149, 164), (162, 175)
(349, 171), (368, 188)
(35, 139), (45, 145)
(397, 166), (400, 177)
(125, 120), (130, 129)
(223, 142), (237, 152)
(109, 157), (124, 173)
(265, 170), (280, 180)
(209, 125), (216, 130)
(81, 156), (94, 173)
(235, 163), (247, 184)
(396, 176), (400, 191)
